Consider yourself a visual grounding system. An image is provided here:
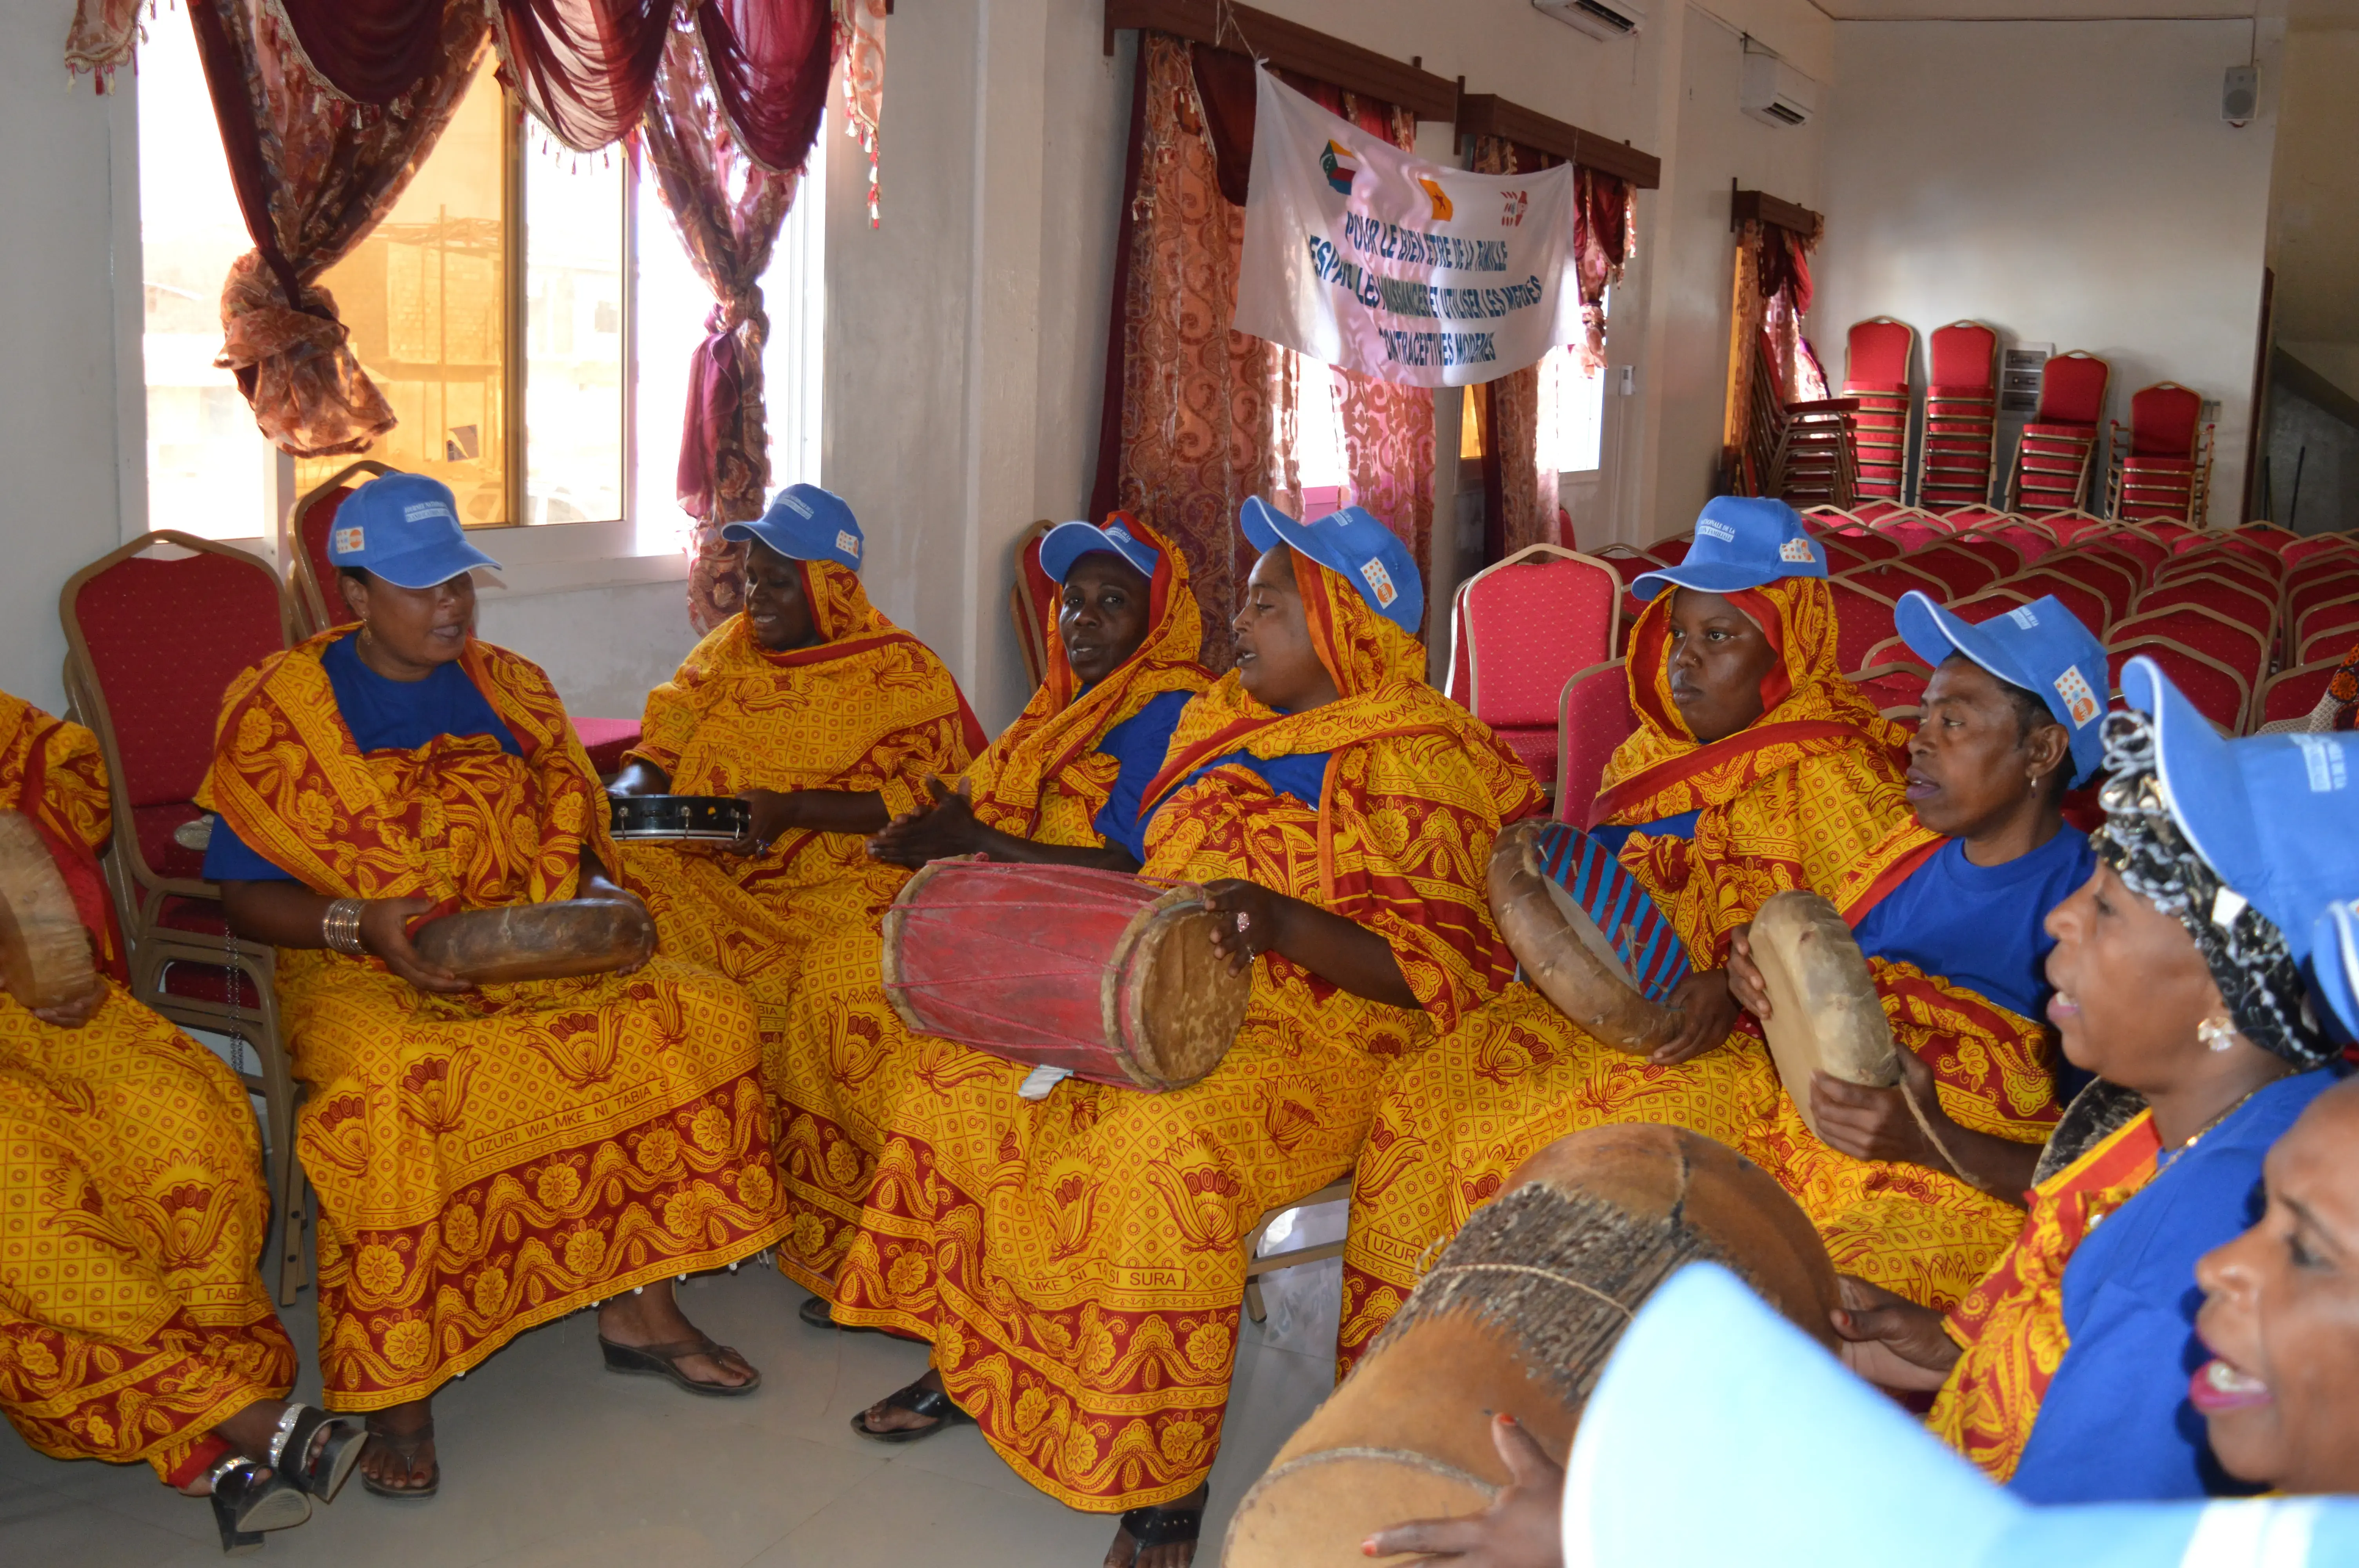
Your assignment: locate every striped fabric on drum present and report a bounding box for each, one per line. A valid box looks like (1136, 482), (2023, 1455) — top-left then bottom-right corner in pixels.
(1531, 822), (1692, 1003)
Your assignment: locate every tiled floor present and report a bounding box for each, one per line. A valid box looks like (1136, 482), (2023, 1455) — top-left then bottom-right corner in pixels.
(9, 1220), (1349, 1568)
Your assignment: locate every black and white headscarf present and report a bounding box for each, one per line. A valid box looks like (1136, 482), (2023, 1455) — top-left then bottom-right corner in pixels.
(2092, 710), (2332, 1068)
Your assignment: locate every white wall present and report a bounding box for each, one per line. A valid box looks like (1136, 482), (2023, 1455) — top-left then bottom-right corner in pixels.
(1810, 18), (2279, 526)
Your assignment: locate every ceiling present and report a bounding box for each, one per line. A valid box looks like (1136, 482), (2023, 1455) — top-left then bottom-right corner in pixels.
(1810, 1), (2255, 17)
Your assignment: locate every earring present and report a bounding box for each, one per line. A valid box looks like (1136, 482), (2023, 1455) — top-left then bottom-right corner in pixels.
(2197, 1014), (2238, 1054)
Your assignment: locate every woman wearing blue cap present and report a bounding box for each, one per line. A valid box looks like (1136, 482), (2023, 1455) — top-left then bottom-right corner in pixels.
(1728, 592), (2105, 1312)
(818, 500), (1538, 1568)
(1832, 662), (2347, 1503)
(773, 513), (1209, 1323)
(610, 484), (984, 1051)
(202, 474), (792, 1499)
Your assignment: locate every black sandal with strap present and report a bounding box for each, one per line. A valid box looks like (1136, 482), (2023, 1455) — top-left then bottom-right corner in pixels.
(360, 1416), (439, 1501)
(600, 1332), (762, 1396)
(850, 1378), (973, 1444)
(208, 1454), (311, 1554)
(267, 1403), (367, 1504)
(1115, 1502), (1204, 1566)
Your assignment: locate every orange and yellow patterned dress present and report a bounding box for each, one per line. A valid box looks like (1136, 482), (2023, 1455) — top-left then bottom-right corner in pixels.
(1741, 819), (2065, 1310)
(773, 515), (1210, 1182)
(781, 550), (1539, 1512)
(202, 634), (788, 1411)
(619, 559), (983, 1039)
(0, 692), (296, 1480)
(1339, 575), (1912, 1365)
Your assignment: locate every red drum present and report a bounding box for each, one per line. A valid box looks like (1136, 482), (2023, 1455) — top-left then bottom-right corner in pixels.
(879, 860), (1250, 1091)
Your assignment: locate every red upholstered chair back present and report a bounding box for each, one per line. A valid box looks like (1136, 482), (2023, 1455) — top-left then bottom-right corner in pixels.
(1847, 660), (1931, 719)
(1907, 543), (2001, 599)
(2293, 582), (2359, 638)
(2040, 552), (2139, 625)
(1828, 580), (1900, 675)
(1943, 585), (2033, 624)
(62, 533), (291, 829)
(1985, 517), (2059, 563)
(1928, 321), (1998, 392)
(1845, 318), (1914, 390)
(1820, 532), (1900, 569)
(300, 490), (357, 629)
(2037, 352), (2112, 426)
(1868, 514), (1945, 552)
(1008, 521), (1056, 691)
(1800, 506), (1860, 533)
(2113, 605), (2267, 684)
(1999, 570), (2109, 637)
(2259, 659), (2342, 728)
(2296, 600), (2359, 666)
(2128, 383), (2202, 459)
(1450, 546), (1620, 728)
(280, 459), (392, 635)
(2135, 575), (2276, 640)
(1649, 536), (1692, 565)
(2093, 528), (2168, 578)
(1841, 559), (1948, 604)
(1554, 660), (1636, 825)
(2163, 544), (2283, 586)
(2285, 536), (2359, 572)
(2109, 638), (2249, 733)
(1944, 532), (2025, 580)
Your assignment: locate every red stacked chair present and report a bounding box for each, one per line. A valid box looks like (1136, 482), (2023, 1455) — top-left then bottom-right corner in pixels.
(1842, 318), (1917, 505)
(2007, 352), (2113, 515)
(2254, 657), (2345, 731)
(1555, 660), (1637, 824)
(2093, 526), (2168, 579)
(2040, 551), (2141, 627)
(1906, 541), (2003, 599)
(1820, 531), (1903, 570)
(2136, 574), (2278, 655)
(2108, 639), (2249, 733)
(60, 533), (307, 1301)
(1983, 512), (2061, 564)
(2108, 383), (2211, 525)
(2297, 601), (2359, 668)
(1943, 531), (2025, 582)
(1445, 545), (1622, 803)
(1865, 508), (1951, 552)
(2286, 556), (2359, 649)
(2285, 534), (2359, 571)
(1920, 322), (2001, 510)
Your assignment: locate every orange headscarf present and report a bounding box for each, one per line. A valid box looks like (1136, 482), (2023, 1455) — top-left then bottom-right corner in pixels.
(961, 515), (1210, 842)
(1590, 576), (1912, 958)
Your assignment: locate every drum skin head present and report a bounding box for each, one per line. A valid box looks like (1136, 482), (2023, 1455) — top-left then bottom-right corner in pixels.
(1224, 1125), (1840, 1568)
(1488, 819), (1681, 1054)
(410, 897), (657, 984)
(1119, 898), (1250, 1089)
(0, 811), (96, 1012)
(1748, 890), (1901, 1142)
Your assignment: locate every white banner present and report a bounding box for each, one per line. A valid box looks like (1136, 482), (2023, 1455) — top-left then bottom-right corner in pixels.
(1233, 66), (1583, 388)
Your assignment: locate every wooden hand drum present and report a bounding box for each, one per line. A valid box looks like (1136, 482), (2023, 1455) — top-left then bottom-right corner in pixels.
(1223, 1125), (1840, 1568)
(1747, 889), (1902, 1142)
(1488, 818), (1691, 1053)
(0, 812), (98, 1011)
(411, 898), (656, 984)
(880, 860), (1249, 1091)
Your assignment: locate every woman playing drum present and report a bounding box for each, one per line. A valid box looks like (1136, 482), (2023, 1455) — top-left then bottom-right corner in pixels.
(1340, 497), (1907, 1368)
(0, 688), (366, 1551)
(1833, 660), (2352, 1502)
(609, 484), (985, 1030)
(1727, 592), (2105, 1309)
(202, 475), (789, 1500)
(793, 502), (1538, 1568)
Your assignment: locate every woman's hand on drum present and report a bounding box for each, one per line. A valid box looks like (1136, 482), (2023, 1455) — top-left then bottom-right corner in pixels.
(1810, 1050), (1943, 1166)
(1202, 879), (1287, 975)
(362, 897), (475, 996)
(866, 776), (985, 867)
(1650, 968), (1739, 1065)
(1362, 1413), (1564, 1568)
(1830, 1275), (1960, 1391)
(1725, 924), (1772, 1017)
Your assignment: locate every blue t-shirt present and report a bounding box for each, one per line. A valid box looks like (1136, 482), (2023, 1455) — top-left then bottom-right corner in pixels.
(1089, 689), (1194, 866)
(2012, 1068), (2339, 1504)
(1589, 810), (1699, 856)
(202, 635), (523, 883)
(1852, 829), (2096, 1021)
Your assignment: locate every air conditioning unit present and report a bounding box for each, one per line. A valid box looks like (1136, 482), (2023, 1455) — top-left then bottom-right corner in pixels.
(1740, 51), (1821, 128)
(1533, 0), (1645, 42)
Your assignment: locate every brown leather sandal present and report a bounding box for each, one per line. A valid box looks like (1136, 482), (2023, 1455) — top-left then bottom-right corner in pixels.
(359, 1416), (438, 1501)
(599, 1332), (762, 1396)
(850, 1378), (972, 1444)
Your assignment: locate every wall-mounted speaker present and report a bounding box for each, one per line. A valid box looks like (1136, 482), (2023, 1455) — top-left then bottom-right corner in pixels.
(2223, 64), (2258, 125)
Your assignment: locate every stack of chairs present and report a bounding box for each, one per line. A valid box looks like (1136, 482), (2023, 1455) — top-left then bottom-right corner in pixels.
(2006, 351), (2113, 515)
(2107, 382), (2214, 526)
(1842, 318), (1916, 505)
(1919, 321), (2001, 510)
(1768, 398), (1862, 510)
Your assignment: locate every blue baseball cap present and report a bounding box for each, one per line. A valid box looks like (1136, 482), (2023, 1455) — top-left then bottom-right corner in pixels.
(2119, 656), (2359, 975)
(1238, 496), (1423, 635)
(1038, 517), (1160, 585)
(2313, 901), (2359, 1042)
(721, 484), (864, 571)
(327, 473), (501, 589)
(1896, 592), (2110, 785)
(1630, 497), (1826, 601)
(1563, 1262), (2359, 1568)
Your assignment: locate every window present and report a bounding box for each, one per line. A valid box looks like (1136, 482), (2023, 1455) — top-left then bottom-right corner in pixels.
(1542, 345), (1608, 477)
(136, 31), (823, 552)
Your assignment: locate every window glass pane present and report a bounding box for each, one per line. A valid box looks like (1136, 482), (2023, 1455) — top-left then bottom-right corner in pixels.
(525, 140), (626, 524)
(138, 17), (272, 539)
(297, 64), (509, 524)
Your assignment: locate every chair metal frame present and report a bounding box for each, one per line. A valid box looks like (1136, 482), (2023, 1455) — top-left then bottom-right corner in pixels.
(2005, 352), (2112, 515)
(280, 459), (394, 637)
(1841, 317), (1917, 505)
(2105, 381), (2212, 526)
(2254, 655), (2348, 733)
(1241, 1178), (1352, 1323)
(1920, 321), (2001, 510)
(2109, 635), (2253, 734)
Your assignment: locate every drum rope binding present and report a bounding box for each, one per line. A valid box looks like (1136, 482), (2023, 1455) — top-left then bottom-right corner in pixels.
(1420, 1261), (1634, 1319)
(1250, 1448), (1501, 1503)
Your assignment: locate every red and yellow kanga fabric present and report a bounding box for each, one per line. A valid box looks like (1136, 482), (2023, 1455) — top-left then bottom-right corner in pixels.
(1930, 1109), (2161, 1482)
(1741, 820), (2065, 1310)
(0, 693), (291, 1479)
(960, 514), (1209, 844)
(1596, 577), (1912, 962)
(620, 559), (984, 1027)
(778, 548), (1538, 1512)
(204, 633), (787, 1410)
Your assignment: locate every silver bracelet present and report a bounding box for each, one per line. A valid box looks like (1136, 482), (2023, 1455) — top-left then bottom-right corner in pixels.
(321, 898), (368, 955)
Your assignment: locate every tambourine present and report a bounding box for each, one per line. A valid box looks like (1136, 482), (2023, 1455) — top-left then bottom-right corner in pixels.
(608, 795), (751, 843)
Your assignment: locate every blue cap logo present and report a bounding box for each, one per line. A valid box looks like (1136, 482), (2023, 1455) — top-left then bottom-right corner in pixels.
(2053, 665), (2100, 728)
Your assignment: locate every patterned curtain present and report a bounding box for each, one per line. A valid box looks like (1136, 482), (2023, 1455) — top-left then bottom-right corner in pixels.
(641, 26), (820, 632)
(838, 0), (888, 224)
(1723, 216), (1826, 495)
(1574, 167), (1636, 374)
(1471, 135), (1563, 560)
